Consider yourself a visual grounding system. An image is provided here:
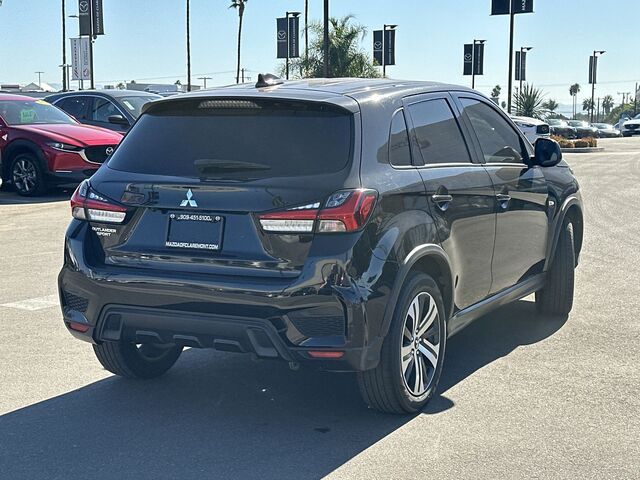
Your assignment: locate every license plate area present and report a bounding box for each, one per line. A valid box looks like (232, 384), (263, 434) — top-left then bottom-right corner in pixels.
(165, 213), (224, 251)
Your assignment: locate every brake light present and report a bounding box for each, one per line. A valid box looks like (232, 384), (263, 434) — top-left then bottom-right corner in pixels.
(70, 180), (127, 224)
(258, 189), (377, 234)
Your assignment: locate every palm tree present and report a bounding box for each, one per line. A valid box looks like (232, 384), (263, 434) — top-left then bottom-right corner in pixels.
(582, 98), (595, 113)
(602, 95), (614, 115)
(569, 83), (581, 119)
(287, 15), (381, 79)
(513, 84), (546, 119)
(542, 99), (559, 115)
(229, 0), (247, 84)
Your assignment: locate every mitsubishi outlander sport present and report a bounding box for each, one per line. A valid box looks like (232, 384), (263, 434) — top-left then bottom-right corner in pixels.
(58, 76), (583, 414)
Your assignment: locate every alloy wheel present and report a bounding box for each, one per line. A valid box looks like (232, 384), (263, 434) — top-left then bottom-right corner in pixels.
(12, 159), (38, 194)
(400, 292), (441, 397)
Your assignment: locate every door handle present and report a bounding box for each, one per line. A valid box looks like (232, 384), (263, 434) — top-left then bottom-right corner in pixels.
(431, 194), (453, 211)
(496, 193), (511, 209)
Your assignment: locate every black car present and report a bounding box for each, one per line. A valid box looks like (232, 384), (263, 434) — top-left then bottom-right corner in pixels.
(547, 119), (577, 139)
(45, 90), (161, 133)
(58, 76), (583, 414)
(592, 123), (621, 138)
(567, 120), (599, 138)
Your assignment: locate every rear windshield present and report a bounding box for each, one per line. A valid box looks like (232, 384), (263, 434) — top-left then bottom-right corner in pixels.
(107, 99), (353, 179)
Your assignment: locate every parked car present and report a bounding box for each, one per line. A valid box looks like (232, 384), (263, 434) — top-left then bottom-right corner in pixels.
(45, 90), (161, 133)
(59, 76), (583, 414)
(547, 119), (577, 139)
(0, 94), (122, 196)
(567, 120), (599, 138)
(510, 115), (551, 144)
(621, 116), (640, 137)
(591, 123), (621, 138)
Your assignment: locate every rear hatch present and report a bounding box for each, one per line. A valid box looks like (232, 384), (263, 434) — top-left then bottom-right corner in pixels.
(86, 96), (359, 278)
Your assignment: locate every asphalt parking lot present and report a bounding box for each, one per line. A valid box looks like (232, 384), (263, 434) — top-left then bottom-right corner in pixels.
(0, 137), (639, 480)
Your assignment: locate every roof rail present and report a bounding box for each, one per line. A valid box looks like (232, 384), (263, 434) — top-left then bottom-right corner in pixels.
(255, 73), (284, 88)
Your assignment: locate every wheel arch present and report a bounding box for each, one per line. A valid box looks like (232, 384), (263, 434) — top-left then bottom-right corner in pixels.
(2, 140), (47, 181)
(546, 196), (583, 270)
(380, 244), (455, 339)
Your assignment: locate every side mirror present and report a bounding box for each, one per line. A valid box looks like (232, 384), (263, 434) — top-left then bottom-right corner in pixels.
(108, 114), (129, 126)
(531, 138), (562, 167)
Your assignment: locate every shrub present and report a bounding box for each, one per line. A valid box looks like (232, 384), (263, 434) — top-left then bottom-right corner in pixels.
(574, 140), (589, 148)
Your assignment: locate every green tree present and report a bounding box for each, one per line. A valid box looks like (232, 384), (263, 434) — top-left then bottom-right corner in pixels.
(229, 0), (248, 84)
(569, 83), (581, 119)
(542, 99), (559, 115)
(286, 15), (381, 79)
(583, 98), (595, 113)
(602, 95), (614, 115)
(514, 84), (547, 119)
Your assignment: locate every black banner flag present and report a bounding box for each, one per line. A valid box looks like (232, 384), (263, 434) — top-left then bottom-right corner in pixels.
(276, 17), (288, 59)
(373, 30), (383, 65)
(463, 44), (473, 75)
(384, 29), (396, 66)
(515, 51), (527, 81)
(491, 0), (534, 15)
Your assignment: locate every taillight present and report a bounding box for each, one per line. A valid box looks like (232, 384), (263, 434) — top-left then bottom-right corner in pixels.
(258, 189), (377, 234)
(70, 180), (127, 224)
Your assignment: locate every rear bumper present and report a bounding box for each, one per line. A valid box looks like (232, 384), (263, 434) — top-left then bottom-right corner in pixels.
(58, 226), (385, 372)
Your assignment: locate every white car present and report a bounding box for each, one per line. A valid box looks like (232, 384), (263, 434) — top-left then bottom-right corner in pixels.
(510, 115), (551, 144)
(621, 114), (640, 137)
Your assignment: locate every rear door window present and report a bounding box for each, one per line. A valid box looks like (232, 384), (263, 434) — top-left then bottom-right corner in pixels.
(388, 110), (412, 167)
(407, 98), (472, 165)
(108, 99), (354, 179)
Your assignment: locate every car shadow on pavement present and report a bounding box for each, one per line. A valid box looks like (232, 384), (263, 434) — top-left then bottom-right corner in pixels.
(0, 299), (567, 480)
(0, 187), (71, 205)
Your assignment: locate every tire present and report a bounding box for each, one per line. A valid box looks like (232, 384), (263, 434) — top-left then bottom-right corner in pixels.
(11, 153), (47, 197)
(93, 341), (183, 379)
(536, 220), (575, 316)
(358, 272), (447, 414)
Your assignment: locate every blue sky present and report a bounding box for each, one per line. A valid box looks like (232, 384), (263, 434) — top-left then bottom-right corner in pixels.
(0, 0), (637, 112)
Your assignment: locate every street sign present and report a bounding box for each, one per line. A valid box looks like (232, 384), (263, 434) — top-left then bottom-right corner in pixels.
(515, 51), (527, 81)
(70, 37), (91, 81)
(373, 30), (383, 65)
(491, 0), (534, 15)
(589, 56), (598, 84)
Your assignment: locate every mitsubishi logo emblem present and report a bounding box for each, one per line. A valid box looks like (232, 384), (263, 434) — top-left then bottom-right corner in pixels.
(180, 189), (198, 207)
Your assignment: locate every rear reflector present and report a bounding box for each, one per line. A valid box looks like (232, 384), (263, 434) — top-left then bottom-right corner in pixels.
(67, 321), (90, 333)
(308, 351), (345, 359)
(258, 189), (377, 234)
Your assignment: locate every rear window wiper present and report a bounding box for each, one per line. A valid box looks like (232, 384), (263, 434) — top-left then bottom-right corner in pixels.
(194, 159), (271, 176)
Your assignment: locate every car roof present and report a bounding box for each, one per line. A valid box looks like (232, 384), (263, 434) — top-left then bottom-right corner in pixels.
(47, 90), (161, 99)
(144, 77), (474, 114)
(0, 93), (39, 101)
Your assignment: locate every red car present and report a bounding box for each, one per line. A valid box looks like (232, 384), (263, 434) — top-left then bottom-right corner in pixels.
(0, 94), (122, 196)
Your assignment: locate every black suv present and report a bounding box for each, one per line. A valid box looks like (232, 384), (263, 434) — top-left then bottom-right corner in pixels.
(58, 77), (583, 414)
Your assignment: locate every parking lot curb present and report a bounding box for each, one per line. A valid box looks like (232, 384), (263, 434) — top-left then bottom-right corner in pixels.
(562, 147), (605, 153)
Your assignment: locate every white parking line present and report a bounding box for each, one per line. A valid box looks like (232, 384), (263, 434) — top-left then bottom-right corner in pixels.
(1, 294), (60, 311)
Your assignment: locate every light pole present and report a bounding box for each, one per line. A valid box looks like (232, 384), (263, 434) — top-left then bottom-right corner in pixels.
(471, 39), (485, 89)
(35, 71), (44, 88)
(285, 11), (300, 80)
(518, 46), (532, 109)
(323, 0), (329, 78)
(380, 24), (397, 78)
(198, 76), (212, 89)
(62, 0), (67, 91)
(186, 0), (191, 92)
(590, 50), (605, 123)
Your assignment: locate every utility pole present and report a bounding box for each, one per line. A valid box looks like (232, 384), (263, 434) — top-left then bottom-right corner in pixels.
(323, 0), (329, 78)
(241, 68), (245, 83)
(35, 71), (44, 88)
(304, 0), (309, 74)
(596, 97), (600, 123)
(62, 0), (67, 91)
(198, 76), (212, 89)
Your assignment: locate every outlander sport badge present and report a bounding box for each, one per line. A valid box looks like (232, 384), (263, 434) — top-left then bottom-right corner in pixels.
(180, 189), (198, 207)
